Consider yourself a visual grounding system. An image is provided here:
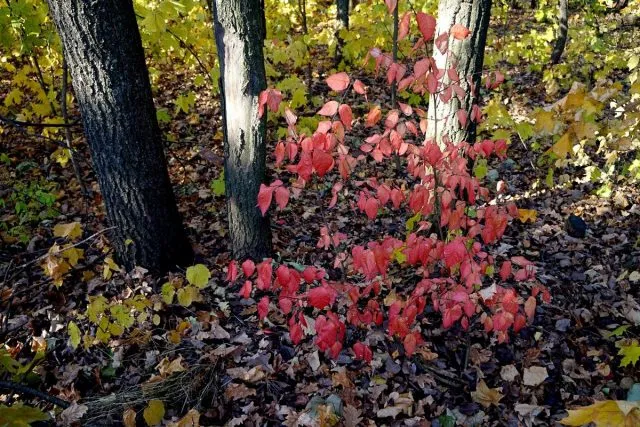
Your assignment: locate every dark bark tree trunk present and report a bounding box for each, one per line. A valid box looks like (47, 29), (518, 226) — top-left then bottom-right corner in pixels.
(47, 0), (193, 273)
(550, 0), (568, 64)
(212, 0), (272, 261)
(427, 0), (492, 146)
(335, 0), (350, 65)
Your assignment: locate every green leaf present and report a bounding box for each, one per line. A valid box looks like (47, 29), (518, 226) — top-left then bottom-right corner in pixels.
(161, 282), (175, 304)
(605, 325), (630, 339)
(210, 171), (225, 196)
(186, 264), (210, 288)
(618, 341), (640, 367)
(0, 403), (49, 427)
(68, 321), (81, 349)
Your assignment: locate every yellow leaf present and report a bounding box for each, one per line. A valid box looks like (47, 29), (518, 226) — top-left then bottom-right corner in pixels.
(561, 400), (640, 426)
(0, 403), (49, 426)
(534, 110), (557, 135)
(161, 283), (175, 304)
(186, 264), (211, 288)
(177, 286), (200, 307)
(103, 257), (121, 280)
(143, 400), (165, 426)
(61, 247), (84, 267)
(517, 209), (537, 223)
(68, 321), (81, 349)
(156, 356), (186, 377)
(548, 132), (572, 159)
(471, 379), (504, 408)
(53, 222), (83, 240)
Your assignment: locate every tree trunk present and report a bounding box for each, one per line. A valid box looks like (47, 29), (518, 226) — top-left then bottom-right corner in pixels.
(426, 0), (492, 146)
(47, 0), (193, 273)
(212, 0), (272, 261)
(335, 0), (350, 65)
(550, 0), (568, 64)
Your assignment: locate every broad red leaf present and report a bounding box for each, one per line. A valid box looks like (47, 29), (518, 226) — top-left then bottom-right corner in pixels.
(308, 286), (334, 309)
(403, 333), (417, 356)
(450, 23), (470, 40)
(317, 100), (339, 116)
(398, 12), (410, 41)
(457, 109), (468, 127)
(226, 261), (238, 282)
(353, 79), (367, 95)
(275, 185), (290, 210)
(256, 260), (272, 290)
(312, 149), (334, 177)
(338, 104), (353, 130)
(398, 102), (413, 116)
(385, 110), (400, 129)
(364, 197), (379, 220)
(275, 142), (285, 166)
(257, 184), (274, 216)
(443, 239), (467, 268)
(435, 32), (449, 53)
(257, 296), (269, 320)
(289, 322), (303, 344)
(239, 280), (252, 299)
(416, 12), (436, 41)
(385, 0), (397, 13)
(326, 72), (350, 92)
(499, 261), (512, 281)
(242, 259), (256, 277)
(353, 342), (373, 362)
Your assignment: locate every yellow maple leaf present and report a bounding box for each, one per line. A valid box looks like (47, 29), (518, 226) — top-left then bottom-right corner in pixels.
(548, 132), (573, 159)
(518, 209), (538, 223)
(534, 110), (557, 135)
(53, 222), (83, 240)
(471, 380), (504, 408)
(561, 400), (640, 426)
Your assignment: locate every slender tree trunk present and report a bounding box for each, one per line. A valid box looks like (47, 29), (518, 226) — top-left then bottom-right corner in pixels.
(335, 0), (350, 66)
(47, 0), (193, 273)
(299, 0), (312, 87)
(212, 0), (272, 261)
(426, 0), (492, 146)
(550, 0), (568, 64)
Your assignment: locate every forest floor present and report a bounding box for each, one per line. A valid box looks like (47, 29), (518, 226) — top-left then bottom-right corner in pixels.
(2, 10), (640, 427)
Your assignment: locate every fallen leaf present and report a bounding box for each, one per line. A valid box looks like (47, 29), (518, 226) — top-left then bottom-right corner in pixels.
(471, 380), (504, 408)
(561, 400), (640, 426)
(143, 400), (165, 426)
(523, 366), (548, 387)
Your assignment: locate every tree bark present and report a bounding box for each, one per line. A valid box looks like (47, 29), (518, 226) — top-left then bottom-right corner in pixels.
(550, 0), (568, 64)
(212, 0), (272, 261)
(335, 0), (350, 65)
(426, 0), (492, 146)
(47, 0), (193, 273)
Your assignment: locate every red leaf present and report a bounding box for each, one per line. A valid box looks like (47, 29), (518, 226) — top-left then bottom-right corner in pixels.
(426, 72), (438, 94)
(364, 197), (379, 220)
(398, 12), (410, 41)
(398, 102), (413, 116)
(275, 141), (285, 166)
(266, 88), (283, 112)
(256, 259), (272, 290)
(317, 100), (339, 116)
(338, 104), (353, 130)
(257, 90), (268, 118)
(312, 149), (334, 177)
(457, 109), (468, 127)
(435, 32), (449, 53)
(289, 322), (303, 344)
(257, 296), (269, 320)
(279, 297), (293, 315)
(416, 12), (436, 41)
(353, 79), (367, 95)
(275, 186), (290, 210)
(443, 239), (467, 268)
(385, 110), (400, 129)
(226, 261), (238, 282)
(308, 286), (334, 309)
(403, 333), (417, 356)
(385, 0), (397, 13)
(239, 280), (252, 299)
(257, 184), (273, 216)
(450, 23), (470, 40)
(499, 261), (512, 281)
(326, 72), (350, 92)
(353, 342), (373, 362)
(242, 259), (256, 277)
